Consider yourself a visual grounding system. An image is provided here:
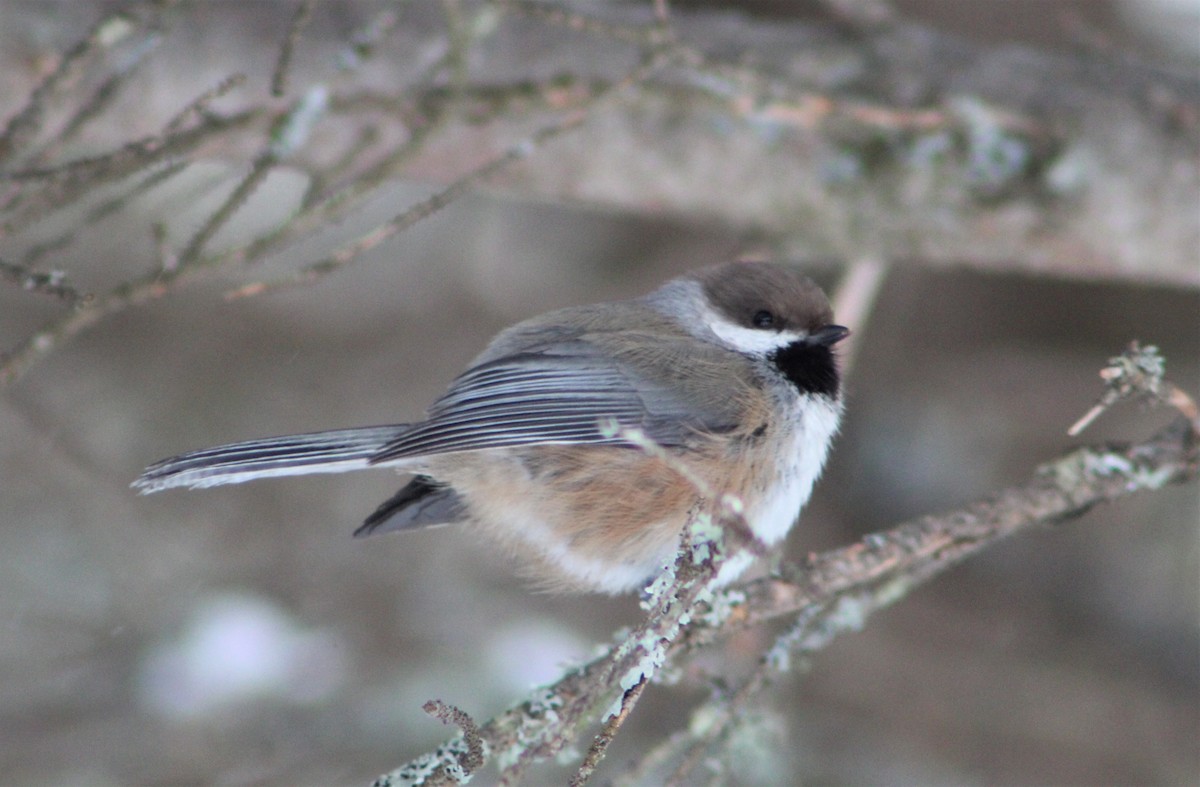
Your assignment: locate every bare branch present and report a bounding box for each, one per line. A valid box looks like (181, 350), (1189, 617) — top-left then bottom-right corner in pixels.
(1, 5), (1194, 783)
(163, 73), (248, 135)
(271, 0), (315, 98)
(0, 257), (86, 304)
(4, 2), (1196, 388)
(829, 255), (889, 376)
(227, 47), (674, 299)
(0, 1), (178, 166)
(225, 106), (587, 299)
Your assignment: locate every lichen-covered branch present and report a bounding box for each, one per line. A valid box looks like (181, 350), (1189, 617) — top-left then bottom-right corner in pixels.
(375, 378), (1197, 784)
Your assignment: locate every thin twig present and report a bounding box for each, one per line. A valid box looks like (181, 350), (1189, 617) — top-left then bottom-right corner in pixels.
(569, 675), (650, 787)
(226, 117), (566, 297)
(229, 48), (673, 298)
(213, 4), (502, 283)
(1068, 341), (1167, 436)
(0, 257), (86, 304)
(174, 155), (274, 268)
(0, 2), (164, 165)
(493, 421), (759, 785)
(665, 577), (881, 783)
(163, 73), (248, 134)
(34, 27), (167, 164)
(301, 124), (381, 210)
(272, 0), (315, 97)
(606, 422), (766, 557)
(336, 1), (407, 73)
(422, 700), (486, 777)
(0, 109), (259, 235)
(830, 255), (889, 377)
(664, 681), (752, 785)
(19, 160), (191, 266)
(170, 81), (333, 268)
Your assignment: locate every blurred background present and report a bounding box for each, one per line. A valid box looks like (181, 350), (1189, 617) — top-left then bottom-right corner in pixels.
(1, 1), (1197, 784)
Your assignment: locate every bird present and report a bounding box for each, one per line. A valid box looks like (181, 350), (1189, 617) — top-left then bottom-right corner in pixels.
(134, 261), (848, 594)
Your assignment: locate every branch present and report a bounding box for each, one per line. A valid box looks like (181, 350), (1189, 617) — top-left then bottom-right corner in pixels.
(0, 1), (178, 166)
(0, 257), (87, 305)
(483, 5), (1200, 288)
(4, 3), (1196, 389)
(373, 362), (1198, 784)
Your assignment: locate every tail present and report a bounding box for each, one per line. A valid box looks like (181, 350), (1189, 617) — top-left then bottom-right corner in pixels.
(132, 425), (413, 494)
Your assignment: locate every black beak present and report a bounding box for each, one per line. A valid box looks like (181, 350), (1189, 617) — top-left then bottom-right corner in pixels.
(809, 324), (850, 347)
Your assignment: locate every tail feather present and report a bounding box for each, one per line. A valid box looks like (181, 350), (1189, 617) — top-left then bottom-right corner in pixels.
(132, 425), (412, 493)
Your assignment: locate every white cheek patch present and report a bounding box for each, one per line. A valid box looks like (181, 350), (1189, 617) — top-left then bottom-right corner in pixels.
(701, 306), (804, 355)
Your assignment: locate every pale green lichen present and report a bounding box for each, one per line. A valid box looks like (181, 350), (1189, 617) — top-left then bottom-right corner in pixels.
(1083, 451), (1135, 477)
(1077, 449), (1179, 490)
(719, 492), (745, 516)
(553, 743), (582, 767)
(721, 708), (789, 785)
(693, 588), (747, 629)
(871, 575), (917, 609)
(1129, 463), (1179, 490)
(824, 594), (869, 635)
(765, 595), (872, 673)
(1108, 343), (1165, 397)
(379, 735), (473, 786)
(608, 632), (668, 721)
(688, 512), (725, 566)
(640, 562), (677, 612)
(688, 703), (721, 736)
(525, 686), (563, 728)
(271, 85), (329, 159)
(622, 642), (665, 692)
(495, 687), (563, 771)
(1052, 442), (1178, 495)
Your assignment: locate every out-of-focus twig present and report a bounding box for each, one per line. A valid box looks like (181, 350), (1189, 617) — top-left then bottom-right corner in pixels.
(33, 25), (167, 165)
(163, 73), (248, 134)
(228, 47), (675, 299)
(830, 255), (889, 377)
(0, 1), (177, 166)
(224, 107), (585, 299)
(0, 258), (86, 304)
(176, 86), (329, 268)
(0, 109), (259, 234)
(1068, 341), (1199, 436)
(271, 0), (314, 98)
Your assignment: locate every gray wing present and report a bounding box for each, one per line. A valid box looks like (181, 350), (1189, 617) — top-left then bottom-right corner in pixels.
(371, 335), (742, 464)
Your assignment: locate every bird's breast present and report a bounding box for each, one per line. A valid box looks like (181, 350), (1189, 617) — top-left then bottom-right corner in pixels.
(738, 390), (843, 546)
(422, 389), (841, 594)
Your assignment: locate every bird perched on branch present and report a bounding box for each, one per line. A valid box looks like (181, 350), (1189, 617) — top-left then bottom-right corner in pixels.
(135, 261), (848, 594)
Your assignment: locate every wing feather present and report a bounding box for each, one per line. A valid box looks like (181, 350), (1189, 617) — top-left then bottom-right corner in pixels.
(370, 339), (725, 463)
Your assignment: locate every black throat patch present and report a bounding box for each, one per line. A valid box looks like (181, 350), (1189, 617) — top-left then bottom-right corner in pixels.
(769, 342), (840, 397)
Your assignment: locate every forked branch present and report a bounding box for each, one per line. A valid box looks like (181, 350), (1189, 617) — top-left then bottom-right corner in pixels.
(372, 352), (1198, 785)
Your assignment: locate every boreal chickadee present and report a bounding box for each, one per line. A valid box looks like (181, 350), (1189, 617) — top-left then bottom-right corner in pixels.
(134, 261), (848, 594)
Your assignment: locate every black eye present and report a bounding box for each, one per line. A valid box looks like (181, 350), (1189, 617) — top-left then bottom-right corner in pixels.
(752, 310), (775, 329)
